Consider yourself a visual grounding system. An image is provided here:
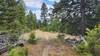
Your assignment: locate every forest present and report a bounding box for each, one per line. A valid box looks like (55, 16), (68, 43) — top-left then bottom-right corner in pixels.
(0, 0), (100, 56)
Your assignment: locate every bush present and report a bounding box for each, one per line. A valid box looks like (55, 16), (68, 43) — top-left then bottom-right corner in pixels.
(8, 47), (27, 56)
(28, 32), (37, 44)
(76, 25), (100, 56)
(86, 25), (100, 56)
(76, 42), (92, 56)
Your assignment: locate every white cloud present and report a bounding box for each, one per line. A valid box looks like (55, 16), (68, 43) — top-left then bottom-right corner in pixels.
(48, 0), (60, 2)
(23, 0), (42, 19)
(23, 0), (42, 8)
(47, 4), (54, 9)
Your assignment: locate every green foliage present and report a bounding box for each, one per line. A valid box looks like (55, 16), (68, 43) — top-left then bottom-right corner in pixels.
(43, 18), (60, 32)
(0, 0), (17, 31)
(8, 47), (27, 56)
(76, 25), (100, 56)
(49, 19), (60, 32)
(0, 0), (27, 37)
(16, 0), (27, 33)
(53, 0), (100, 35)
(26, 10), (37, 31)
(86, 26), (100, 56)
(7, 44), (13, 52)
(28, 33), (37, 44)
(41, 3), (48, 26)
(86, 26), (100, 46)
(76, 42), (92, 56)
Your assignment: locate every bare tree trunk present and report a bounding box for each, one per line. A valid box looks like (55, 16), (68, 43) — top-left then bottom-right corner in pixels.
(80, 0), (86, 36)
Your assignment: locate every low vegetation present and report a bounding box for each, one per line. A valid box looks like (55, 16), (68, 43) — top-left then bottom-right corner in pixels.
(76, 25), (100, 56)
(28, 33), (37, 44)
(8, 47), (27, 56)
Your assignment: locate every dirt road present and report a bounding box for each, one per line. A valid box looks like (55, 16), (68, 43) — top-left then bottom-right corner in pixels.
(25, 40), (78, 56)
(42, 45), (51, 56)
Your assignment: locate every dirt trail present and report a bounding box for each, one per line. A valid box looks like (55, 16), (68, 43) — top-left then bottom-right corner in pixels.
(22, 30), (79, 56)
(25, 40), (78, 56)
(42, 45), (51, 56)
(1, 30), (78, 56)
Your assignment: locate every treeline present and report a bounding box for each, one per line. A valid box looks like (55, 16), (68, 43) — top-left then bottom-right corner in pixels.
(0, 0), (37, 38)
(39, 0), (100, 56)
(39, 0), (100, 35)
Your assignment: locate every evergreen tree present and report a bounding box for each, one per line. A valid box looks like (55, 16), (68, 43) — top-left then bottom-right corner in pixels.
(26, 10), (37, 30)
(41, 3), (48, 26)
(16, 0), (27, 33)
(0, 0), (19, 37)
(0, 0), (16, 30)
(47, 17), (60, 32)
(53, 0), (100, 35)
(0, 0), (26, 37)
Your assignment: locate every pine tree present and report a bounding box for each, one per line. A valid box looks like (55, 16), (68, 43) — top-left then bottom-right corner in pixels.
(41, 3), (48, 26)
(16, 0), (27, 33)
(26, 10), (37, 30)
(53, 0), (100, 35)
(0, 0), (19, 37)
(0, 0), (16, 30)
(0, 0), (26, 37)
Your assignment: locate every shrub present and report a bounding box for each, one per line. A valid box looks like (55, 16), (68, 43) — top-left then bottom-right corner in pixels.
(76, 42), (92, 56)
(76, 25), (100, 56)
(86, 25), (100, 56)
(8, 47), (27, 56)
(28, 32), (37, 44)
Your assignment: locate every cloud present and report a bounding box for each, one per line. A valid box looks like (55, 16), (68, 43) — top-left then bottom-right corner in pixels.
(48, 0), (60, 2)
(23, 0), (42, 19)
(23, 0), (42, 9)
(47, 4), (54, 9)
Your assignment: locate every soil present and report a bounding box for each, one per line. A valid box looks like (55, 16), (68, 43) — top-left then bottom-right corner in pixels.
(25, 40), (78, 56)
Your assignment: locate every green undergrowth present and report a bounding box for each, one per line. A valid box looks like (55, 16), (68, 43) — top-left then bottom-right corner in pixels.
(8, 47), (27, 56)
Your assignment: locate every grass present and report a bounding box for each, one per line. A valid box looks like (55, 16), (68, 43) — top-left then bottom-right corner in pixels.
(8, 47), (27, 56)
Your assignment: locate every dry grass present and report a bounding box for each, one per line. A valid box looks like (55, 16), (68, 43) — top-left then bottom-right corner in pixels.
(20, 30), (81, 41)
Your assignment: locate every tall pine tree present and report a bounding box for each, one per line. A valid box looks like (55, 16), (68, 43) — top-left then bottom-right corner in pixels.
(41, 3), (48, 26)
(16, 0), (27, 33)
(26, 10), (37, 30)
(53, 0), (100, 35)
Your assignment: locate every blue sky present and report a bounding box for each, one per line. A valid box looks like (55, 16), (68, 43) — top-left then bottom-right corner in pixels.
(23, 0), (60, 19)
